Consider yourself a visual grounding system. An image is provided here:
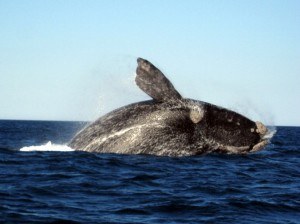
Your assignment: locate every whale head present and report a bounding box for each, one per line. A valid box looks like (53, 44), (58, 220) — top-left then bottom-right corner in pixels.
(188, 100), (269, 153)
(136, 58), (269, 154)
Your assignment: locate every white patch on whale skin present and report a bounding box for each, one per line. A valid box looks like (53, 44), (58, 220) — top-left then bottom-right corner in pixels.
(190, 108), (204, 124)
(85, 122), (165, 153)
(187, 102), (204, 115)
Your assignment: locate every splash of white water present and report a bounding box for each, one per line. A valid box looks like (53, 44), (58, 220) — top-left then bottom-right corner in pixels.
(19, 141), (75, 152)
(263, 126), (277, 140)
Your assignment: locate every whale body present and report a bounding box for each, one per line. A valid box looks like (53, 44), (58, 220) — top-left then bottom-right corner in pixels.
(69, 58), (269, 156)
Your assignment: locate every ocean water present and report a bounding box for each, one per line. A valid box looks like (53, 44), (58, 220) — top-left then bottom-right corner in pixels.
(0, 120), (299, 224)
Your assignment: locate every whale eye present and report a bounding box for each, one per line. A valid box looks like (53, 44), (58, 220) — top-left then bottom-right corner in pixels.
(190, 107), (204, 124)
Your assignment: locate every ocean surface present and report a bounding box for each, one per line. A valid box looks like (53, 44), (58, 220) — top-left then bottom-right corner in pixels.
(0, 120), (299, 224)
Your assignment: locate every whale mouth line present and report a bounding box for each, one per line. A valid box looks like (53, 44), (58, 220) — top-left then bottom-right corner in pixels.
(217, 128), (274, 154)
(217, 145), (250, 154)
(217, 139), (268, 154)
(249, 139), (269, 152)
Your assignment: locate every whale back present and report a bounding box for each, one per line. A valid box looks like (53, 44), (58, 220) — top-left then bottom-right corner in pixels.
(69, 100), (201, 156)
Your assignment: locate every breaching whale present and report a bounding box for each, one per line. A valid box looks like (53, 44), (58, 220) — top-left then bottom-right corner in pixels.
(69, 58), (269, 156)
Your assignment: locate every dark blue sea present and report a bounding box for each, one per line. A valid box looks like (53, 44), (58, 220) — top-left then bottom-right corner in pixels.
(0, 120), (299, 224)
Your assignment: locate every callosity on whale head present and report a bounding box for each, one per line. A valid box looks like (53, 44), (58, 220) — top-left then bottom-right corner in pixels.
(68, 58), (270, 156)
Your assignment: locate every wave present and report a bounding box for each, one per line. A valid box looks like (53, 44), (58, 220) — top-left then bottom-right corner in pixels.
(19, 141), (75, 152)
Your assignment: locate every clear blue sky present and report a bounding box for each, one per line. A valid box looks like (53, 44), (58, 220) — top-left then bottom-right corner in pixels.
(0, 0), (299, 125)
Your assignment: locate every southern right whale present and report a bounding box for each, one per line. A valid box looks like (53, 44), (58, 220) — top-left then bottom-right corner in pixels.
(69, 58), (269, 156)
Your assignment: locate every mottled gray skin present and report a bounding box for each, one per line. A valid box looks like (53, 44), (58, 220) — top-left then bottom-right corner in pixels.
(69, 58), (268, 156)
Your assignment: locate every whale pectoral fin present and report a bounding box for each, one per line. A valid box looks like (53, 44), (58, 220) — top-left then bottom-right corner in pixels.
(136, 58), (182, 102)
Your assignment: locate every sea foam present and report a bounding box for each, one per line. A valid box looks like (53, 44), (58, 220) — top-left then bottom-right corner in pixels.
(20, 141), (75, 152)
